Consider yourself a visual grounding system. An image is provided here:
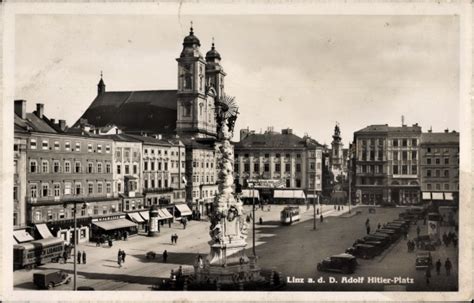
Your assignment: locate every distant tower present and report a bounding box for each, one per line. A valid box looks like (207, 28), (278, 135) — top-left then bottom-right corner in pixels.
(176, 23), (216, 138)
(331, 122), (344, 173)
(97, 71), (106, 95)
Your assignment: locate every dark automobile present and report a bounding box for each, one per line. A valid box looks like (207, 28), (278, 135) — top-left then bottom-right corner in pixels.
(363, 234), (391, 247)
(376, 229), (399, 241)
(391, 220), (410, 230)
(33, 269), (71, 289)
(383, 224), (406, 236)
(363, 241), (385, 254)
(317, 253), (358, 274)
(373, 232), (396, 244)
(345, 244), (378, 259)
(415, 252), (432, 269)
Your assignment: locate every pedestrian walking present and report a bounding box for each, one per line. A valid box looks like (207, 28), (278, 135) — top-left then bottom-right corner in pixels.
(445, 258), (452, 276)
(377, 223), (381, 230)
(77, 250), (82, 264)
(117, 254), (122, 268)
(168, 219), (172, 228)
(452, 236), (457, 248)
(435, 259), (441, 275)
(366, 225), (371, 235)
(174, 234), (179, 244)
(416, 225), (421, 239)
(96, 239), (100, 247)
(425, 266), (431, 285)
(320, 214), (324, 223)
(163, 250), (168, 263)
(122, 250), (126, 263)
(365, 218), (370, 227)
(108, 239), (113, 248)
(171, 234), (174, 245)
(259, 217), (263, 225)
(82, 251), (87, 264)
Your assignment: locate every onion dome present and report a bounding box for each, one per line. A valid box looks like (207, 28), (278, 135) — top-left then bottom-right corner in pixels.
(183, 25), (200, 47)
(206, 42), (221, 61)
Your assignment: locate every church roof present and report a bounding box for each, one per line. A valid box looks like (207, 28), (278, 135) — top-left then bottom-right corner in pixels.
(76, 90), (178, 134)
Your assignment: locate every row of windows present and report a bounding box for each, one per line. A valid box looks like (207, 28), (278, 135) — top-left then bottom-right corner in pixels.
(29, 160), (111, 174)
(29, 181), (112, 198)
(425, 158), (454, 165)
(144, 148), (184, 157)
(426, 183), (458, 190)
(393, 151), (417, 161)
(425, 169), (457, 178)
(236, 163), (314, 173)
(144, 161), (184, 171)
(425, 147), (458, 154)
(236, 153), (303, 159)
(144, 179), (170, 189)
(34, 204), (122, 222)
(29, 139), (110, 153)
(192, 174), (215, 183)
(117, 164), (139, 175)
(115, 149), (139, 159)
(192, 161), (215, 169)
(392, 165), (418, 175)
(192, 189), (217, 199)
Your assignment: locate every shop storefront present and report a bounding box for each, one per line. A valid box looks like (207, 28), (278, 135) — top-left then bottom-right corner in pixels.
(273, 190), (306, 204)
(174, 203), (192, 219)
(91, 214), (137, 242)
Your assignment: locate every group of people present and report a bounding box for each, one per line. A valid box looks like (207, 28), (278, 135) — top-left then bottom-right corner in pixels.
(76, 250), (87, 264)
(171, 233), (179, 245)
(425, 257), (453, 285)
(117, 249), (127, 268)
(442, 231), (458, 247)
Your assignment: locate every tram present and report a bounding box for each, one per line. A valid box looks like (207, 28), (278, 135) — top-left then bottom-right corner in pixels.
(280, 206), (300, 225)
(14, 237), (65, 270)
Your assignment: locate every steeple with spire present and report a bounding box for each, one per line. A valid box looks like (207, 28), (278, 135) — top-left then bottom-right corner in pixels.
(97, 71), (106, 95)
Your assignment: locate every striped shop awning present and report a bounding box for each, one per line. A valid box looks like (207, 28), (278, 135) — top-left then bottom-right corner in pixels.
(422, 192), (432, 200)
(274, 190), (306, 199)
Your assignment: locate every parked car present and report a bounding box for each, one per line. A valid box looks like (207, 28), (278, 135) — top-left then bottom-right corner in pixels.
(373, 232), (396, 244)
(376, 229), (399, 241)
(146, 251), (157, 259)
(415, 252), (432, 269)
(345, 244), (378, 259)
(33, 269), (71, 289)
(363, 234), (392, 248)
(317, 253), (358, 274)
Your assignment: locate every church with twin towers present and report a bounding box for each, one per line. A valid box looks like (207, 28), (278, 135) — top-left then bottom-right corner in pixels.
(75, 25), (227, 211)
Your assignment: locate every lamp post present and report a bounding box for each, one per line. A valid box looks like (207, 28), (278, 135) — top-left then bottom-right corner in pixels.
(313, 191), (316, 230)
(64, 199), (88, 291)
(251, 183), (256, 257)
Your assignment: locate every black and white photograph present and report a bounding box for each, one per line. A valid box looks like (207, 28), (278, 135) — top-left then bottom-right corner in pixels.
(1, 1), (472, 302)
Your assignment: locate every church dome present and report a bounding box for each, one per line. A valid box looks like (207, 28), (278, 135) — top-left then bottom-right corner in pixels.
(182, 26), (201, 47)
(206, 43), (221, 61)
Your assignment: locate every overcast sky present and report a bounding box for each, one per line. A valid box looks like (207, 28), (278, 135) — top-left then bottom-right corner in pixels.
(15, 14), (459, 145)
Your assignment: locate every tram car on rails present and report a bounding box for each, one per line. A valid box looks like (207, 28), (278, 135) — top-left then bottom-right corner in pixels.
(280, 206), (300, 224)
(14, 237), (65, 270)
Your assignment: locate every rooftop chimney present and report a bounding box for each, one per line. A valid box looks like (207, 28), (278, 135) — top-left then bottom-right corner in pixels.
(445, 128), (449, 133)
(50, 118), (55, 124)
(14, 100), (26, 119)
(35, 103), (44, 119)
(58, 119), (66, 131)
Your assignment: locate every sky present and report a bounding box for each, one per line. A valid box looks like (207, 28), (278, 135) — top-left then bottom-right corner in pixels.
(14, 14), (460, 145)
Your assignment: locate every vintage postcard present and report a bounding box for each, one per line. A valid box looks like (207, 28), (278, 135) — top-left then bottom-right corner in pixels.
(1, 1), (472, 302)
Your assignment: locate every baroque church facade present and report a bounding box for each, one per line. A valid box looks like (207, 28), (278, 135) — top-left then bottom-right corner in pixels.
(76, 26), (227, 212)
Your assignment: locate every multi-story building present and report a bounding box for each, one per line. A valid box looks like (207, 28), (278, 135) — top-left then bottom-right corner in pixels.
(14, 100), (135, 243)
(353, 124), (421, 205)
(124, 134), (186, 207)
(234, 127), (324, 203)
(13, 102), (29, 230)
(420, 130), (460, 203)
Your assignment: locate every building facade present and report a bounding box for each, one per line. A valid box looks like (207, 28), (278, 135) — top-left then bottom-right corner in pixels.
(353, 124), (421, 205)
(234, 128), (324, 202)
(420, 130), (460, 203)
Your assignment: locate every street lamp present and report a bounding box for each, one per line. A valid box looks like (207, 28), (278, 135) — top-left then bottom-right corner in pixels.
(63, 199), (88, 291)
(251, 183), (256, 257)
(313, 191), (316, 230)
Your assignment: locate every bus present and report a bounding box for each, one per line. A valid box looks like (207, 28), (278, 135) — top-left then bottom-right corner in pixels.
(14, 237), (65, 270)
(280, 206), (300, 225)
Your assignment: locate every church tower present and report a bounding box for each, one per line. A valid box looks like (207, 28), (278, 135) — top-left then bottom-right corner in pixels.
(176, 24), (216, 138)
(205, 39), (226, 100)
(331, 123), (344, 173)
